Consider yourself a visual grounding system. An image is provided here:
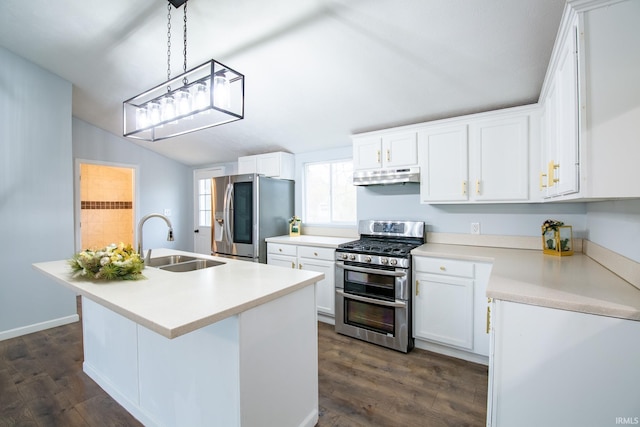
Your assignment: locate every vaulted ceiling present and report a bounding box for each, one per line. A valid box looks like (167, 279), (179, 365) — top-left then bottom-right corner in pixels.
(0, 0), (565, 166)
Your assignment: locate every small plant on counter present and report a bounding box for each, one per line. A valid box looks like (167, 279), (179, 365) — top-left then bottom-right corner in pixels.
(289, 215), (301, 235)
(542, 219), (564, 250)
(68, 243), (145, 281)
(541, 219), (573, 256)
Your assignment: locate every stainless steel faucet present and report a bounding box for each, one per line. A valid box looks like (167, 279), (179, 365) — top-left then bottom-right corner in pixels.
(137, 213), (175, 265)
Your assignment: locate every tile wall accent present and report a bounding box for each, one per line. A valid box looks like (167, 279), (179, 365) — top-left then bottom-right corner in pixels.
(81, 201), (133, 210)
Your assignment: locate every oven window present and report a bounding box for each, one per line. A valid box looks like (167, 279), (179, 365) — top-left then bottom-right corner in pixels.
(345, 299), (395, 335)
(344, 270), (395, 300)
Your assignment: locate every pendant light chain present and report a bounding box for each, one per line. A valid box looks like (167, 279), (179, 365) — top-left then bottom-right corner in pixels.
(182, 1), (188, 85)
(166, 2), (172, 90)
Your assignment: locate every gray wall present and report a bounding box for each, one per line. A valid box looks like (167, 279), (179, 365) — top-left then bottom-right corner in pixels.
(73, 118), (192, 253)
(0, 47), (77, 337)
(586, 200), (640, 262)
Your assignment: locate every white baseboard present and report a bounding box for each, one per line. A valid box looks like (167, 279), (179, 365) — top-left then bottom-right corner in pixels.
(414, 338), (489, 366)
(0, 313), (79, 341)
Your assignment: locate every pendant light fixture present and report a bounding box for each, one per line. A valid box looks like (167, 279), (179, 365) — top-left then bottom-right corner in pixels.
(123, 0), (244, 142)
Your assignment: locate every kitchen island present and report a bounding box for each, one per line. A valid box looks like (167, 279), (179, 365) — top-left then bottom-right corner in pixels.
(33, 249), (324, 427)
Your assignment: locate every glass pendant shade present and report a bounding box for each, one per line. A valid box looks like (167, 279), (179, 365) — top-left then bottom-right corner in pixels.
(124, 59), (244, 142)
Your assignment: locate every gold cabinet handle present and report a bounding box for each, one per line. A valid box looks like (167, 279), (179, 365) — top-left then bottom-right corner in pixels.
(475, 180), (480, 195)
(415, 280), (420, 296)
(462, 181), (467, 195)
(279, 248), (283, 252)
(298, 263), (302, 269)
(439, 266), (446, 271)
(314, 252), (318, 256)
(539, 172), (548, 190)
(548, 161), (559, 185)
(377, 150), (381, 164)
(386, 149), (391, 162)
(291, 261), (295, 269)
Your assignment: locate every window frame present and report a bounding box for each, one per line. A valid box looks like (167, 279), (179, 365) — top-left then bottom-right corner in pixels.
(302, 158), (357, 227)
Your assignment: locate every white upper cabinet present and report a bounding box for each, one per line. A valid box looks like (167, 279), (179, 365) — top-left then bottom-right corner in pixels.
(540, 14), (580, 198)
(418, 125), (469, 202)
(469, 115), (529, 202)
(539, 0), (640, 200)
(418, 107), (533, 204)
(238, 151), (294, 180)
(353, 131), (418, 171)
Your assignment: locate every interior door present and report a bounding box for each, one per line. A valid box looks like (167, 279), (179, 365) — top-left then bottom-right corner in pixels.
(193, 167), (225, 255)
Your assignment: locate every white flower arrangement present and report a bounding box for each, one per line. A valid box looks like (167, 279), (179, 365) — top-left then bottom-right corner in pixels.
(68, 243), (145, 281)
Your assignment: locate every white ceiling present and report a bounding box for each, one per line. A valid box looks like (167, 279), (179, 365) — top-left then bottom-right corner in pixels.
(0, 0), (566, 166)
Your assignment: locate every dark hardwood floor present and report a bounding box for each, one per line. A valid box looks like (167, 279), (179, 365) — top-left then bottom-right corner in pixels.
(0, 303), (487, 426)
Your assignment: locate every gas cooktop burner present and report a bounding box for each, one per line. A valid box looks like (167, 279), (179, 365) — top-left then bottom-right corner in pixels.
(338, 239), (420, 257)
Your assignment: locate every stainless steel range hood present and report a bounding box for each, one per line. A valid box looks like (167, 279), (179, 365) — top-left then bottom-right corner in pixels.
(353, 166), (420, 186)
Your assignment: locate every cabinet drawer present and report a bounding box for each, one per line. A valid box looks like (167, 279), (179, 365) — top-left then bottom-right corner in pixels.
(298, 246), (335, 261)
(267, 243), (297, 257)
(414, 257), (475, 278)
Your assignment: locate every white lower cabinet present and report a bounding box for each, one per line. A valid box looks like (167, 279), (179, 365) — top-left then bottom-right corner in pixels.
(268, 243), (336, 318)
(413, 255), (492, 362)
(488, 299), (640, 427)
(414, 272), (474, 349)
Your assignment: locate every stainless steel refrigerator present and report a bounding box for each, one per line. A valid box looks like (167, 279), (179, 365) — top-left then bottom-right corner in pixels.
(211, 173), (294, 263)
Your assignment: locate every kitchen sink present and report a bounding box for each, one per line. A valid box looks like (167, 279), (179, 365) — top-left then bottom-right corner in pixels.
(157, 259), (225, 272)
(147, 255), (196, 267)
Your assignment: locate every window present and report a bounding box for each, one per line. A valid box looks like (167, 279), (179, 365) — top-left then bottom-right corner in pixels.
(304, 160), (356, 225)
(197, 178), (212, 227)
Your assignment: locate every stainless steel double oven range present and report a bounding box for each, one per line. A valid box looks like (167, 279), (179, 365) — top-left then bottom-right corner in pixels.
(335, 220), (425, 353)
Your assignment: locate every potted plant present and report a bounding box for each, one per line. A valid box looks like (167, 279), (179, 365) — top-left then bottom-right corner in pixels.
(289, 216), (301, 236)
(541, 219), (573, 256)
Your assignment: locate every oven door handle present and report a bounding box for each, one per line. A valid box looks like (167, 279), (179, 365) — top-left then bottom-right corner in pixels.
(336, 289), (407, 308)
(336, 262), (406, 278)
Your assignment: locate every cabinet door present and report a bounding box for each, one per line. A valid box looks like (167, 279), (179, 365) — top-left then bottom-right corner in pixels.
(238, 155), (257, 175)
(353, 136), (382, 170)
(414, 273), (474, 349)
(553, 19), (579, 197)
(418, 125), (468, 202)
(256, 153), (280, 177)
(469, 115), (529, 201)
(298, 257), (335, 316)
(382, 132), (417, 167)
(267, 253), (296, 269)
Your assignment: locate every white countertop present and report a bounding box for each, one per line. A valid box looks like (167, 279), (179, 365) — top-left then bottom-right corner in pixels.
(32, 249), (324, 338)
(265, 235), (354, 248)
(412, 243), (640, 321)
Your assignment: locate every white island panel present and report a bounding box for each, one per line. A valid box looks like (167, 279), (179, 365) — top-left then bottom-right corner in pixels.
(239, 284), (318, 427)
(138, 316), (241, 427)
(82, 297), (139, 406)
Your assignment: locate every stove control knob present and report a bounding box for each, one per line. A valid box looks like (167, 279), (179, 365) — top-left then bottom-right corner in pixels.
(349, 254), (356, 261)
(381, 257), (388, 265)
(341, 253), (348, 260)
(390, 259), (398, 266)
(364, 256), (372, 263)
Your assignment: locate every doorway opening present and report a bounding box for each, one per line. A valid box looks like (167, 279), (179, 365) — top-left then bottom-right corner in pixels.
(76, 161), (137, 251)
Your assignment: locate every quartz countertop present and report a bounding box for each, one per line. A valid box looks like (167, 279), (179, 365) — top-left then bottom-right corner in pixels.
(265, 235), (354, 248)
(32, 249), (324, 338)
(412, 243), (640, 321)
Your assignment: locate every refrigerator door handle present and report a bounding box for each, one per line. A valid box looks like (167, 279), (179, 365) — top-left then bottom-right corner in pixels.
(223, 183), (233, 244)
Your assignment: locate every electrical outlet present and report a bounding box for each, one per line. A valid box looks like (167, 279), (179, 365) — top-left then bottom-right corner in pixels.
(471, 222), (480, 235)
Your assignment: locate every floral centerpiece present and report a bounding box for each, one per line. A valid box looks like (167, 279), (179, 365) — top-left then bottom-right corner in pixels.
(541, 219), (573, 256)
(68, 243), (145, 280)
